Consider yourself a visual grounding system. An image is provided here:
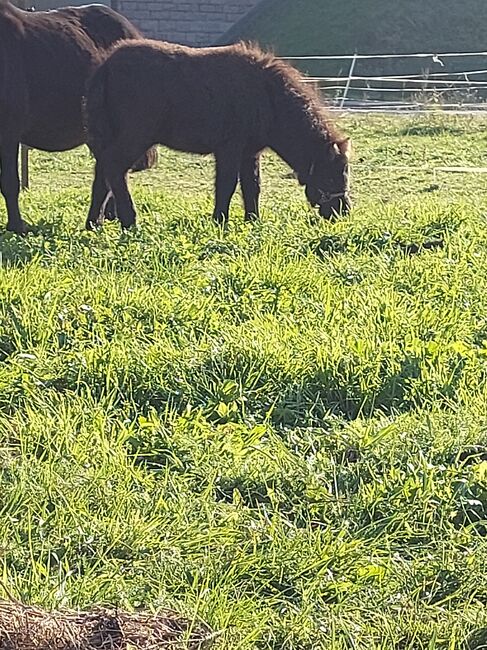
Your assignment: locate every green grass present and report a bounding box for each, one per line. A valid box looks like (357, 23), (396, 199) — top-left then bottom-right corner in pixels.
(220, 0), (487, 79)
(1, 113), (487, 649)
(222, 0), (487, 55)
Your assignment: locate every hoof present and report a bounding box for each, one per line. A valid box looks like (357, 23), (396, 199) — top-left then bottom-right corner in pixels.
(244, 212), (258, 223)
(6, 221), (33, 236)
(85, 218), (103, 231)
(212, 213), (228, 228)
(103, 195), (117, 221)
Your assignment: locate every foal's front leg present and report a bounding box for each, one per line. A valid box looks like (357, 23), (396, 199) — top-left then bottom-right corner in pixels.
(0, 139), (30, 234)
(213, 149), (241, 226)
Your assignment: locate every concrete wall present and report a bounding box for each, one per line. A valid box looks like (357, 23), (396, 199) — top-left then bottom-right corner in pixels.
(116, 0), (261, 46)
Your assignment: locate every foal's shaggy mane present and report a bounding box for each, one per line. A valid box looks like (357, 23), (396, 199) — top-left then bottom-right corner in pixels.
(234, 41), (342, 143)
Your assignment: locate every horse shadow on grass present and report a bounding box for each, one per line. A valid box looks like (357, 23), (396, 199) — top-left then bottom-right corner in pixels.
(119, 351), (428, 431)
(310, 232), (444, 261)
(269, 355), (424, 426)
(399, 124), (466, 137)
(0, 231), (37, 265)
(462, 629), (487, 650)
(0, 216), (69, 266)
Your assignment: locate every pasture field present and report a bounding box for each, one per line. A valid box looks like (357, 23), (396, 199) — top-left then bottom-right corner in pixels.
(220, 0), (487, 74)
(1, 113), (487, 649)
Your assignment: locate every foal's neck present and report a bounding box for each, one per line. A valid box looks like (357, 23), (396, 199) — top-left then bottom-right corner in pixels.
(269, 92), (331, 180)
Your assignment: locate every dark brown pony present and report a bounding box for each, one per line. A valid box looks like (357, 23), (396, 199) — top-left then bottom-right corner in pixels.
(0, 0), (156, 234)
(85, 40), (351, 230)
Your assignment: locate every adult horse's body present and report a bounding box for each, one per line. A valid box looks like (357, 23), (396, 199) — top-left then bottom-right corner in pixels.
(0, 0), (155, 234)
(85, 40), (351, 230)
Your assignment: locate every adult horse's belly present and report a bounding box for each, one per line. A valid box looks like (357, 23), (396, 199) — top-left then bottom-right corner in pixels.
(21, 42), (91, 151)
(22, 121), (85, 152)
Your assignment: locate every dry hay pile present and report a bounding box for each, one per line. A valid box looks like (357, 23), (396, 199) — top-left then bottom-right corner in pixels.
(0, 601), (215, 650)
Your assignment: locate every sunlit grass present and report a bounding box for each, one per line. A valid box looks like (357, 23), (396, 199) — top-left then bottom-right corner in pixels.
(0, 114), (487, 649)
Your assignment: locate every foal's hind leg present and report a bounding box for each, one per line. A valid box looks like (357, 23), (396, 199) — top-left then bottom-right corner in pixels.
(103, 159), (136, 230)
(100, 140), (150, 229)
(107, 172), (136, 230)
(240, 151), (261, 222)
(213, 148), (241, 226)
(103, 193), (117, 221)
(86, 161), (111, 230)
(0, 139), (30, 234)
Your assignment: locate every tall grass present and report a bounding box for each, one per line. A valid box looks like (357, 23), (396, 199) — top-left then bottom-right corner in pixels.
(0, 114), (486, 649)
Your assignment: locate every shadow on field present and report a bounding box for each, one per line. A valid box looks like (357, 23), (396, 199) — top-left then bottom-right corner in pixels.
(32, 326), (465, 431)
(462, 628), (487, 650)
(0, 234), (38, 265)
(272, 369), (419, 424)
(27, 216), (62, 238)
(311, 233), (444, 260)
(399, 124), (465, 137)
(0, 218), (61, 265)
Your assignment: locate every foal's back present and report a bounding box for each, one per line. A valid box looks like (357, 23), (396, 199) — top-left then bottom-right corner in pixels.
(97, 40), (275, 155)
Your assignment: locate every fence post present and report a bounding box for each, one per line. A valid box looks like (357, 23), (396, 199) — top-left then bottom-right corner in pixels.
(339, 51), (358, 109)
(20, 145), (29, 190)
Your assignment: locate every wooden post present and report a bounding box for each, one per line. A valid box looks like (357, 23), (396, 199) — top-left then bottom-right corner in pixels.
(20, 145), (29, 190)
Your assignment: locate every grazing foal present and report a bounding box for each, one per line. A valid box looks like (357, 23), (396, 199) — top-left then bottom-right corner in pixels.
(85, 40), (351, 230)
(0, 0), (156, 234)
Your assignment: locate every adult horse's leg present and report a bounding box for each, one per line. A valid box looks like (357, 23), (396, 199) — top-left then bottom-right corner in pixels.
(0, 140), (29, 235)
(240, 151), (261, 222)
(213, 148), (241, 226)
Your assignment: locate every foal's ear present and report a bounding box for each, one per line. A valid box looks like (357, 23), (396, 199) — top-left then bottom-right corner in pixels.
(334, 138), (352, 161)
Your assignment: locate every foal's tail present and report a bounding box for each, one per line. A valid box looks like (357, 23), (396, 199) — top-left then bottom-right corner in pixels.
(131, 145), (158, 172)
(84, 63), (158, 172)
(84, 63), (113, 159)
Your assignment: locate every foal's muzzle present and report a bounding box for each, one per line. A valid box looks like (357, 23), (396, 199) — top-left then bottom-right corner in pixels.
(319, 192), (351, 219)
